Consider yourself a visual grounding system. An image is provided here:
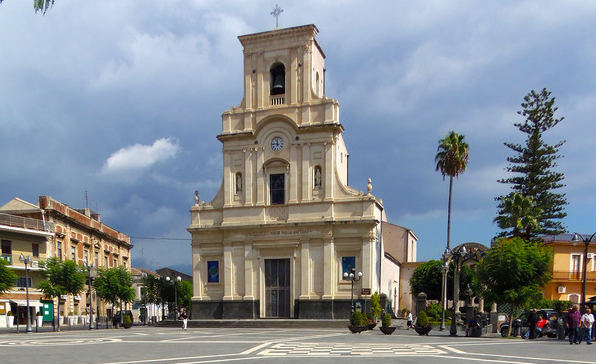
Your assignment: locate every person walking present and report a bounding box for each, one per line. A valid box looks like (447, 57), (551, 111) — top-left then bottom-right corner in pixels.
(566, 305), (582, 345)
(579, 308), (595, 345)
(406, 311), (413, 329)
(180, 309), (188, 330)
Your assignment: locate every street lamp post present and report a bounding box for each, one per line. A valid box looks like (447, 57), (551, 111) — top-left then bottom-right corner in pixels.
(166, 275), (182, 321)
(571, 232), (596, 312)
(343, 267), (362, 314)
(447, 246), (467, 336)
(18, 253), (33, 333)
(439, 254), (450, 331)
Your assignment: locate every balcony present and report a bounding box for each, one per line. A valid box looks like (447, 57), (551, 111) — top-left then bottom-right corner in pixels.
(551, 270), (596, 282)
(0, 212), (48, 232)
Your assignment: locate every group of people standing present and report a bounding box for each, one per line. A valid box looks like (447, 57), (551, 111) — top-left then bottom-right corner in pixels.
(565, 304), (595, 345)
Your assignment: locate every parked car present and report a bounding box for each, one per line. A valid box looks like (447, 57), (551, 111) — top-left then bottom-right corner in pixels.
(500, 309), (560, 338)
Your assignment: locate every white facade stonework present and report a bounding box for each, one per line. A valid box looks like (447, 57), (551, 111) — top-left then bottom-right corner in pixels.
(188, 25), (390, 319)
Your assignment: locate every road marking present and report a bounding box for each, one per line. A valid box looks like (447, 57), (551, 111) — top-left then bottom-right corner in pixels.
(239, 342), (272, 355)
(258, 342), (446, 356)
(437, 344), (595, 364)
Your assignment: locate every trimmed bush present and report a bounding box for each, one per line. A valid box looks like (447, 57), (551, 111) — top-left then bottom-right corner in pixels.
(382, 313), (392, 328)
(123, 313), (132, 324)
(416, 310), (430, 328)
(350, 310), (364, 326)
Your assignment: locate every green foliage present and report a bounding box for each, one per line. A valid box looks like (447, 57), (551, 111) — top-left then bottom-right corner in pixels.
(426, 304), (442, 321)
(552, 300), (573, 312)
(410, 260), (444, 300)
(7, 311), (13, 316)
(350, 310), (364, 326)
(497, 88), (567, 237)
(38, 258), (86, 298)
(177, 280), (193, 308)
(525, 292), (552, 310)
(495, 192), (542, 239)
(416, 310), (430, 328)
(0, 258), (18, 294)
(370, 291), (381, 318)
(123, 313), (131, 324)
(476, 237), (552, 333)
(381, 313), (392, 328)
(94, 267), (135, 308)
(402, 307), (408, 314)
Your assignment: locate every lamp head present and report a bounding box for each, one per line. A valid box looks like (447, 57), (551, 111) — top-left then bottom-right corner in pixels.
(571, 233), (580, 245)
(166, 276), (170, 282)
(442, 248), (451, 260)
(343, 272), (348, 278)
(358, 271), (363, 278)
(177, 276), (182, 282)
(460, 246), (468, 257)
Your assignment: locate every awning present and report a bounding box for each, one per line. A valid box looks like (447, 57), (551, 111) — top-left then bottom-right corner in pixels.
(9, 300), (43, 308)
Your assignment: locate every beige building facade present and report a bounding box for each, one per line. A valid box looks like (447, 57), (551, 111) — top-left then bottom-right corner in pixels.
(188, 25), (414, 319)
(1, 196), (132, 324)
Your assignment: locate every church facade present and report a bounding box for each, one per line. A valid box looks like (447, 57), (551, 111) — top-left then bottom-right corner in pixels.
(188, 25), (392, 319)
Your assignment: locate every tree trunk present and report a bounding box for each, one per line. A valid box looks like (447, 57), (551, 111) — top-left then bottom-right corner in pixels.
(447, 178), (453, 250)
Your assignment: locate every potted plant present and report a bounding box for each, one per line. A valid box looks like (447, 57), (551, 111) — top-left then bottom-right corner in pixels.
(379, 313), (396, 334)
(122, 313), (133, 329)
(402, 307), (409, 318)
(36, 311), (43, 327)
(414, 310), (432, 336)
(348, 310), (367, 333)
(366, 313), (377, 330)
(6, 311), (14, 328)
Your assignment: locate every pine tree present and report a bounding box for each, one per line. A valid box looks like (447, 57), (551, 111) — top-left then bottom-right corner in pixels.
(497, 88), (567, 237)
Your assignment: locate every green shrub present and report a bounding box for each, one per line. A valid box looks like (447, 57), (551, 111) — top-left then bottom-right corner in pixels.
(370, 291), (381, 318)
(426, 304), (442, 321)
(123, 314), (132, 324)
(36, 311), (42, 316)
(382, 313), (392, 328)
(402, 307), (408, 314)
(350, 310), (364, 326)
(416, 310), (430, 328)
(7, 311), (13, 316)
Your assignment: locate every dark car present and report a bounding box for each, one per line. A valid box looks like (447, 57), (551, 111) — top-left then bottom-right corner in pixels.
(500, 310), (559, 338)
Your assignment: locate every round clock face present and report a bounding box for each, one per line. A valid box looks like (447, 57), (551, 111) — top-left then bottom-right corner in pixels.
(271, 136), (284, 151)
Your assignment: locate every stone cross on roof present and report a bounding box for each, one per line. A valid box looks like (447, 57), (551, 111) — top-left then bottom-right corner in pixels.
(270, 4), (283, 29)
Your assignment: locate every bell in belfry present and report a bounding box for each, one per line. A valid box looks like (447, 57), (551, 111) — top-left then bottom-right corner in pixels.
(270, 62), (285, 95)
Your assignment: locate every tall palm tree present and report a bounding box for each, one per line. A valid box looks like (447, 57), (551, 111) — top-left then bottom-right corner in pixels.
(435, 131), (469, 251)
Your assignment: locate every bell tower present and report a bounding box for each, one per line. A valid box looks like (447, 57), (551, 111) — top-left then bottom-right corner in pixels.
(221, 24), (339, 134)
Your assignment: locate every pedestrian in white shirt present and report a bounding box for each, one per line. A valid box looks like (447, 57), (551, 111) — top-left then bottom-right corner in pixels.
(580, 308), (595, 345)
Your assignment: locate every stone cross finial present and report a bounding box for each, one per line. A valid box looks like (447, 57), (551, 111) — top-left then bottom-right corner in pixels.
(367, 178), (372, 195)
(270, 4), (283, 29)
(194, 190), (199, 206)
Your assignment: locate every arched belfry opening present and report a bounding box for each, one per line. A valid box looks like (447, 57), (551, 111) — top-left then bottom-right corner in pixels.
(270, 62), (285, 95)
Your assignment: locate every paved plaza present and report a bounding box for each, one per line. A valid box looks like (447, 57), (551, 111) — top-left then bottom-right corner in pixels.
(0, 326), (597, 364)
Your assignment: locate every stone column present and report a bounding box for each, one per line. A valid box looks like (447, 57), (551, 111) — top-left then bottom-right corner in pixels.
(299, 238), (310, 299)
(222, 243), (233, 300)
(244, 241), (254, 300)
(245, 149), (253, 206)
(322, 234), (334, 299)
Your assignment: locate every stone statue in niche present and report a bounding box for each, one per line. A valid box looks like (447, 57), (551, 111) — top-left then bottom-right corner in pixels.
(314, 168), (322, 189)
(194, 190), (199, 206)
(236, 173), (242, 193)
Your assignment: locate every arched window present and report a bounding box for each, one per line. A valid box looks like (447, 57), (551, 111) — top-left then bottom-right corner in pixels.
(568, 294), (580, 304)
(270, 62), (285, 95)
(315, 72), (320, 96)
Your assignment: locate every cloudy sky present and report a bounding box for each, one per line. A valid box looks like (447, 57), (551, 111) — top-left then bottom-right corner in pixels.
(0, 0), (597, 275)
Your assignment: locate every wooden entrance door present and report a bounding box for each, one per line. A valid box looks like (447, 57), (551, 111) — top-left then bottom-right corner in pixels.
(265, 259), (290, 318)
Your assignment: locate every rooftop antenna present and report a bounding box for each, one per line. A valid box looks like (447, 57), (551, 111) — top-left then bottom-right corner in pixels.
(85, 190), (89, 209)
(270, 4), (283, 29)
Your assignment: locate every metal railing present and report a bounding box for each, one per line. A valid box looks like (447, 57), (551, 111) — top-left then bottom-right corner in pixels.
(0, 212), (47, 231)
(551, 270), (596, 281)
